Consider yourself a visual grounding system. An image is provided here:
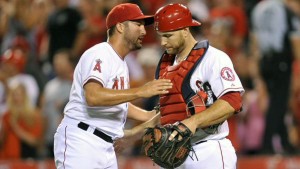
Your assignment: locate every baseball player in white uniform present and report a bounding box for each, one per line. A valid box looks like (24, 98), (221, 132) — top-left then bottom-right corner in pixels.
(53, 3), (173, 169)
(122, 3), (245, 169)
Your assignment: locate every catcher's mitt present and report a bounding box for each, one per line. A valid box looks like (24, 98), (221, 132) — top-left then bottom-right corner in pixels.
(142, 122), (193, 169)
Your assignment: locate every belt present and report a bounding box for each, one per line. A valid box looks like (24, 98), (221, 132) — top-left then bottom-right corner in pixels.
(77, 122), (113, 143)
(195, 140), (207, 145)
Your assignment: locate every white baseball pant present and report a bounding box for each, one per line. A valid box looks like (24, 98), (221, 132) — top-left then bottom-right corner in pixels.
(54, 117), (118, 169)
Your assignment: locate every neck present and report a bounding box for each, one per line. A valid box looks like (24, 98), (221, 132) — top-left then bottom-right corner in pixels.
(107, 36), (130, 60)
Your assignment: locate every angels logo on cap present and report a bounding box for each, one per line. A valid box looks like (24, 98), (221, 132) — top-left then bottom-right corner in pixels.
(221, 67), (235, 81)
(106, 3), (154, 29)
(154, 21), (159, 31)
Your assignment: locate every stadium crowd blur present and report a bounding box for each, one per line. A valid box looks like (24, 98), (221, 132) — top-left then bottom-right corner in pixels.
(0, 0), (300, 161)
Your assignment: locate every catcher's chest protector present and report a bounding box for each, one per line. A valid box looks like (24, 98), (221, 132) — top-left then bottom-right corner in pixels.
(156, 41), (209, 125)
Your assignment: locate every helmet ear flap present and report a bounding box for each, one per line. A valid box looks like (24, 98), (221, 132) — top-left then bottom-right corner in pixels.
(154, 3), (201, 32)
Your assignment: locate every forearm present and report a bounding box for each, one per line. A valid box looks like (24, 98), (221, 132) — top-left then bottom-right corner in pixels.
(84, 79), (171, 107)
(127, 103), (156, 122)
(191, 99), (235, 129)
(88, 88), (141, 106)
(85, 81), (143, 106)
(127, 113), (161, 137)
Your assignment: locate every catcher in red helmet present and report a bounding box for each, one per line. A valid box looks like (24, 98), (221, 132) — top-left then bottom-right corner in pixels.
(117, 3), (244, 169)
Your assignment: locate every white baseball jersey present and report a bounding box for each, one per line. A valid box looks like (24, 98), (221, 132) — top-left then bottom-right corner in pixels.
(184, 45), (244, 143)
(173, 43), (243, 169)
(64, 42), (130, 139)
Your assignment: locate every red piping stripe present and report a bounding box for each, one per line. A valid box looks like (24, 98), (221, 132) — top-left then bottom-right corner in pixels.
(218, 141), (225, 169)
(217, 87), (244, 98)
(63, 126), (68, 169)
(83, 76), (105, 87)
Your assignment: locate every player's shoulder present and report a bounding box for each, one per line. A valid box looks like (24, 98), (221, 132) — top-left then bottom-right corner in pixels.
(195, 40), (227, 59)
(80, 42), (111, 61)
(84, 42), (110, 55)
(206, 45), (230, 60)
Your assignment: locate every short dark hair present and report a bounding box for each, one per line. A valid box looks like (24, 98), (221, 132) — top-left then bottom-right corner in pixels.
(108, 25), (117, 37)
(107, 21), (130, 37)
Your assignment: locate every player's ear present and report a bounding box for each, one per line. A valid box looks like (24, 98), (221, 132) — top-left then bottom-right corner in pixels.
(181, 27), (190, 38)
(116, 22), (125, 33)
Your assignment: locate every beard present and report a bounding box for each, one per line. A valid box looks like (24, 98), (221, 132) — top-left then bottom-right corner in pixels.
(133, 40), (143, 50)
(165, 36), (185, 55)
(123, 25), (143, 51)
(166, 46), (183, 55)
(165, 38), (185, 55)
(166, 48), (176, 55)
(124, 35), (143, 51)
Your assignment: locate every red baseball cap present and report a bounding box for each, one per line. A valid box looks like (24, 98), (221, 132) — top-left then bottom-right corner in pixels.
(106, 3), (154, 29)
(1, 49), (26, 72)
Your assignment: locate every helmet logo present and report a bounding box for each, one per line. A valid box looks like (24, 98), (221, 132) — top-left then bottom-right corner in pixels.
(154, 21), (159, 31)
(154, 3), (201, 32)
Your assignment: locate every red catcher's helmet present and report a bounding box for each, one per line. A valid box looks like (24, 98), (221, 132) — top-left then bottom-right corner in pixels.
(154, 3), (201, 32)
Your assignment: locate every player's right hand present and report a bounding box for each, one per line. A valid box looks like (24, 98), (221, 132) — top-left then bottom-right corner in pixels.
(114, 129), (137, 154)
(137, 79), (172, 98)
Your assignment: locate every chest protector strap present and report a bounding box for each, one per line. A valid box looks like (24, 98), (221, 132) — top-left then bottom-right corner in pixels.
(155, 40), (209, 125)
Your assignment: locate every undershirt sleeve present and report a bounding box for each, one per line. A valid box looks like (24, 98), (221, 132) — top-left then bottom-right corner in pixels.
(219, 91), (242, 113)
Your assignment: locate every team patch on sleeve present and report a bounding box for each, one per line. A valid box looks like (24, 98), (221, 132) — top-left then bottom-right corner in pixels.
(221, 67), (235, 81)
(93, 59), (102, 73)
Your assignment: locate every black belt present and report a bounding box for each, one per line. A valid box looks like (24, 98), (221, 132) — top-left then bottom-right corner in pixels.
(77, 122), (113, 143)
(195, 140), (207, 145)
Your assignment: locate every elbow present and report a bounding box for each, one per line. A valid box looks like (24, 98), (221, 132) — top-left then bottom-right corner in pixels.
(86, 100), (95, 107)
(84, 80), (107, 107)
(85, 91), (98, 106)
(85, 95), (98, 107)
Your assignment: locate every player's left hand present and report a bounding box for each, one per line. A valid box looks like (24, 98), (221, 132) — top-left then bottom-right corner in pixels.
(142, 122), (193, 168)
(137, 79), (173, 98)
(168, 119), (197, 141)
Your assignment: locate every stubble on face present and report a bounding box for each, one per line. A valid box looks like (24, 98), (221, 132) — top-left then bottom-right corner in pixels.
(164, 31), (185, 55)
(123, 21), (145, 51)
